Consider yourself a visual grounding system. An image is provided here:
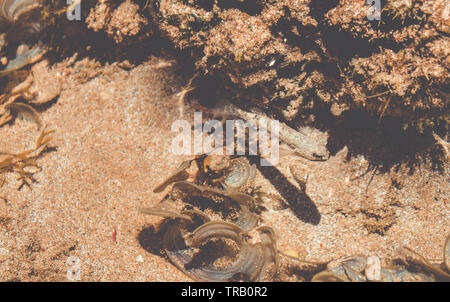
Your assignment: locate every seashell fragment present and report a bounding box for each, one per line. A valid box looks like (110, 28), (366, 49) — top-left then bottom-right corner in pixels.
(326, 256), (368, 282)
(0, 0), (42, 24)
(312, 271), (350, 282)
(171, 181), (259, 231)
(163, 219), (270, 282)
(221, 157), (253, 190)
(255, 226), (279, 281)
(402, 246), (450, 281)
(190, 221), (245, 246)
(0, 42), (46, 75)
(0, 0), (47, 76)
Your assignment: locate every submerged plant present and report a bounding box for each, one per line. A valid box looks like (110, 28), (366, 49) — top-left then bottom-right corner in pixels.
(142, 154), (449, 282)
(0, 125), (54, 188)
(141, 154), (277, 281)
(381, 0), (427, 25)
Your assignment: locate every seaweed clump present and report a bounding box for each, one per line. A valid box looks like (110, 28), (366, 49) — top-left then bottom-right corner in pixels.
(311, 234), (450, 282)
(150, 0), (449, 130)
(0, 126), (54, 188)
(86, 0), (151, 44)
(0, 0), (64, 188)
(141, 155), (450, 282)
(141, 155), (278, 281)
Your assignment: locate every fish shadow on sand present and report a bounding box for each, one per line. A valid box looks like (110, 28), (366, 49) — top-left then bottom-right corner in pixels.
(250, 157), (321, 225)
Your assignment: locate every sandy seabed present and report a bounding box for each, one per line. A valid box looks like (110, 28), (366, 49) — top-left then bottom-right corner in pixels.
(0, 54), (448, 281)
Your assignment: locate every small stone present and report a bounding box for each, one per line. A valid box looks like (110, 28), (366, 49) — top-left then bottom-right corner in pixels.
(0, 248), (9, 262)
(330, 102), (348, 117)
(283, 249), (299, 258)
(365, 256), (381, 281)
(136, 255), (144, 263)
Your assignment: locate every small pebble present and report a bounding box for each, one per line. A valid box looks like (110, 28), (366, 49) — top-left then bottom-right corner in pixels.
(136, 255), (144, 263)
(365, 256), (381, 281)
(0, 248), (9, 261)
